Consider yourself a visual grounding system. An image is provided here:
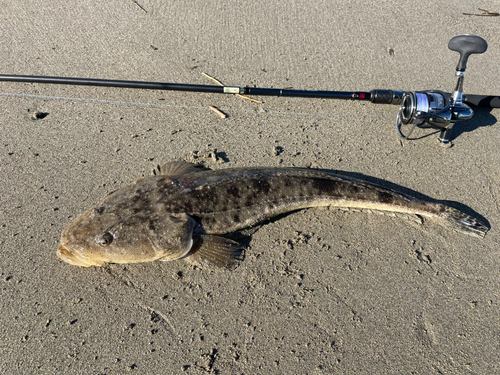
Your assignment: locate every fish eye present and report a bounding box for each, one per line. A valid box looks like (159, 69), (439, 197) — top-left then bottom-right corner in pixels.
(96, 232), (113, 246)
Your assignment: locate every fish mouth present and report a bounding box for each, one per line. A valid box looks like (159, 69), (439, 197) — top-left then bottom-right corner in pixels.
(57, 244), (97, 267)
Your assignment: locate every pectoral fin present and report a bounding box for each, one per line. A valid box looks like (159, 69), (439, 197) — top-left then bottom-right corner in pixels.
(184, 234), (243, 269)
(152, 213), (198, 261)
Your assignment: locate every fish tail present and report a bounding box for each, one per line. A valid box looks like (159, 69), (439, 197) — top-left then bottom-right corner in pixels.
(435, 205), (489, 238)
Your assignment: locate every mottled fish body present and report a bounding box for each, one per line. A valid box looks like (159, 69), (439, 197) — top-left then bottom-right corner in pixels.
(57, 162), (488, 268)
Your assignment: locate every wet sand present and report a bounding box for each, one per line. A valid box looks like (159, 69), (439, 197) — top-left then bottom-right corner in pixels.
(1, 1), (499, 373)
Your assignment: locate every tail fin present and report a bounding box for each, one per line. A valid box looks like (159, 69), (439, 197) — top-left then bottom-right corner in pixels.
(439, 206), (489, 238)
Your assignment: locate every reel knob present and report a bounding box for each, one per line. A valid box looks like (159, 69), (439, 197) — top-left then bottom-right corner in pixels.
(448, 35), (488, 72)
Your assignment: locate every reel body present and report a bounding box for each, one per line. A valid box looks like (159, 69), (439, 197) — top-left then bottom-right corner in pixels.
(396, 90), (473, 143)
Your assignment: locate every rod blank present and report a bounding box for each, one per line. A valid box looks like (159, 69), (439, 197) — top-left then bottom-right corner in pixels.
(0, 74), (372, 101)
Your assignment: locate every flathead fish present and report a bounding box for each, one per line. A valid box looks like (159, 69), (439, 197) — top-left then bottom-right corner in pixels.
(57, 161), (488, 268)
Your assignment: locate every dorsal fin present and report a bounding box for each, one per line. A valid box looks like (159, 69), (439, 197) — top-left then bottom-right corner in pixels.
(156, 161), (209, 176)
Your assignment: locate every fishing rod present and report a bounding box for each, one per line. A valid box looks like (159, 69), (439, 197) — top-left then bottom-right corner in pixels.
(1, 35), (498, 145)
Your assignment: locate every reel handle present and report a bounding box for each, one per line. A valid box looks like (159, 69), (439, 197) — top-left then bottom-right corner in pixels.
(448, 35), (488, 72)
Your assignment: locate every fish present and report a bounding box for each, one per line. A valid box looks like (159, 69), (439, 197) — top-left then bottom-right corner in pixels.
(57, 161), (489, 268)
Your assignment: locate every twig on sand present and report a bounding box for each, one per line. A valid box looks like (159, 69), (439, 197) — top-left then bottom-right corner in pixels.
(209, 105), (228, 118)
(202, 72), (224, 86)
(131, 0), (147, 13)
(463, 8), (499, 16)
(235, 93), (263, 103)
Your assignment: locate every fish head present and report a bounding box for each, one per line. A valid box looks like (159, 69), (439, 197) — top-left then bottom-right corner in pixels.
(57, 204), (198, 267)
(57, 206), (121, 267)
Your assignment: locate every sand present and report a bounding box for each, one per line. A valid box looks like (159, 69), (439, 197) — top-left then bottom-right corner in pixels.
(1, 1), (499, 373)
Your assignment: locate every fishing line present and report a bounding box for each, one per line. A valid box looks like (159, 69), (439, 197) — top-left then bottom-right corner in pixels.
(0, 91), (396, 119)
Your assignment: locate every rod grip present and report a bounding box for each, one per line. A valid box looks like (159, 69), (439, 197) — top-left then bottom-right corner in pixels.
(370, 89), (402, 104)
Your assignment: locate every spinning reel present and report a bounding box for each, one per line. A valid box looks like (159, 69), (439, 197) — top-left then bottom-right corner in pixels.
(396, 35), (488, 145)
